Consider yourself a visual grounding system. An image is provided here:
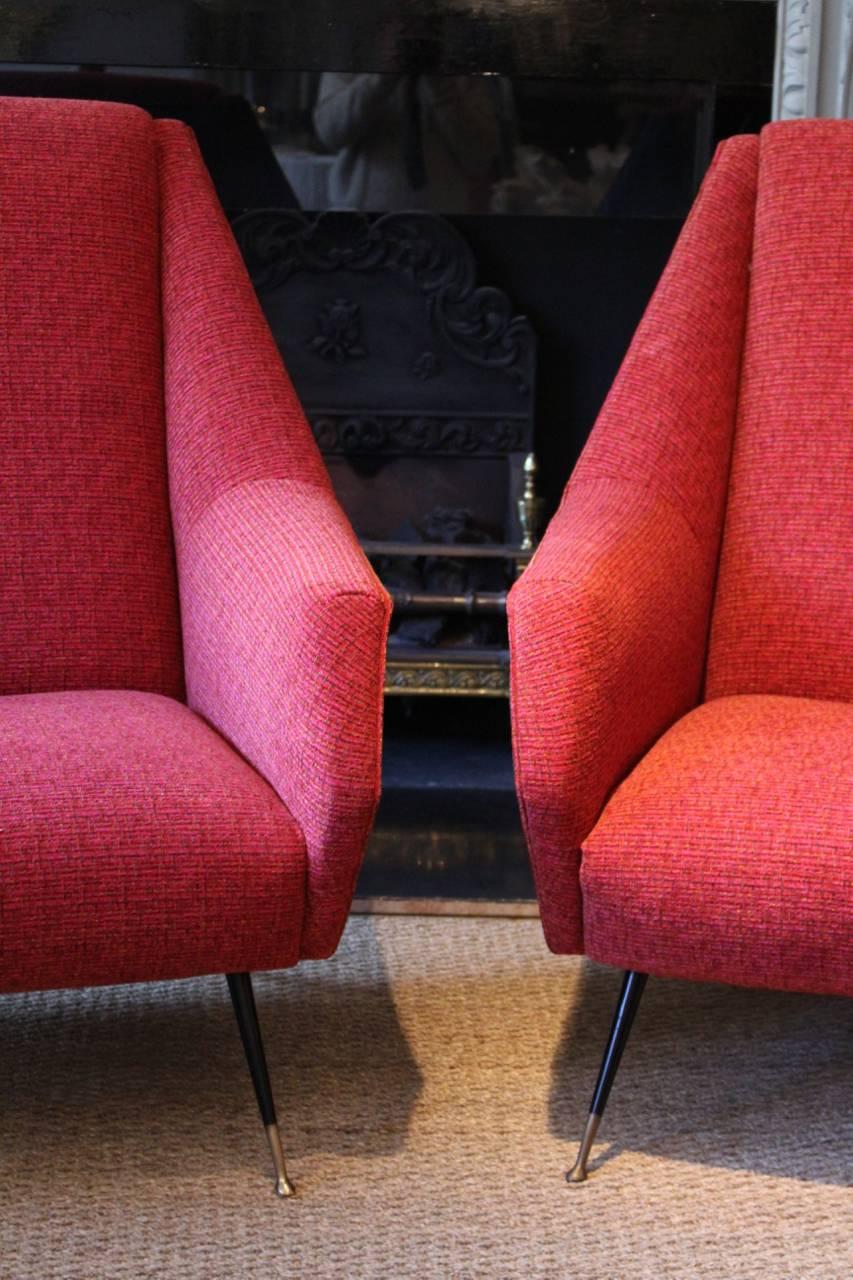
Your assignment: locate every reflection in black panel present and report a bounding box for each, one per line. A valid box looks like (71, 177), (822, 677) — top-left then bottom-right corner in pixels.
(252, 72), (770, 219)
(0, 64), (770, 220)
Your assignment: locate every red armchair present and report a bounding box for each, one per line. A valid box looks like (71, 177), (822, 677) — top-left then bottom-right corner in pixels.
(509, 121), (852, 1180)
(0, 99), (390, 1195)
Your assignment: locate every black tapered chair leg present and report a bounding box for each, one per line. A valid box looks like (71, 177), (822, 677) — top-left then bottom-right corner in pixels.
(226, 972), (296, 1198)
(567, 969), (648, 1185)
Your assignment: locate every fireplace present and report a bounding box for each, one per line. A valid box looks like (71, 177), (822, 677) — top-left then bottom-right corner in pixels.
(234, 207), (541, 698)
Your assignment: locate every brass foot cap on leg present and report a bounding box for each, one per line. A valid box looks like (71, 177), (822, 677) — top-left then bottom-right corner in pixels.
(266, 1122), (297, 1200)
(565, 1112), (600, 1187)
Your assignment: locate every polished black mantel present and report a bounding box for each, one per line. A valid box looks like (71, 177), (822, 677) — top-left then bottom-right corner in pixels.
(2, 0), (774, 83)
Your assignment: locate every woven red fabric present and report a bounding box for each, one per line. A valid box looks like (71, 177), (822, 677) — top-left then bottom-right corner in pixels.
(707, 122), (853, 701)
(0, 692), (306, 994)
(0, 98), (183, 698)
(582, 696), (853, 996)
(509, 136), (758, 953)
(158, 121), (391, 960)
(510, 121), (853, 995)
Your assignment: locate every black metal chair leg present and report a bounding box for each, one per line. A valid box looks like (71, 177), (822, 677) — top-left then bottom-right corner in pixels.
(567, 969), (648, 1185)
(226, 972), (296, 1198)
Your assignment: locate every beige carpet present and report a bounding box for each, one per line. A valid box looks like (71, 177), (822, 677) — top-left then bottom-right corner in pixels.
(1, 916), (851, 1280)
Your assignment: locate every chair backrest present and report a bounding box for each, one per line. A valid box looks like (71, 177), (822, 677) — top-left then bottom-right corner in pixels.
(0, 98), (184, 697)
(706, 120), (853, 703)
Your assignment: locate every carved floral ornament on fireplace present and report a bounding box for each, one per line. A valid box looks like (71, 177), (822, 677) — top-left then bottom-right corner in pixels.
(234, 208), (541, 696)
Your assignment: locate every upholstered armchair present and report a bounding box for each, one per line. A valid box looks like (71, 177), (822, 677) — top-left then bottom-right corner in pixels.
(0, 99), (390, 1195)
(509, 121), (852, 1181)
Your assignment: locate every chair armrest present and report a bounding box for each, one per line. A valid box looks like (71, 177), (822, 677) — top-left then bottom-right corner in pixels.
(509, 134), (759, 953)
(509, 482), (713, 951)
(178, 478), (390, 959)
(157, 119), (390, 958)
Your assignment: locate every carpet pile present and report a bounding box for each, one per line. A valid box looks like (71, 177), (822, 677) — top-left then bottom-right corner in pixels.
(1, 917), (850, 1279)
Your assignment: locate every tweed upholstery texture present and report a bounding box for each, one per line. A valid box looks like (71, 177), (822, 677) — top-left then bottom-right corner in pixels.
(0, 98), (183, 698)
(707, 123), (853, 700)
(0, 692), (306, 994)
(158, 120), (391, 961)
(0, 102), (389, 994)
(582, 696), (853, 996)
(509, 121), (853, 991)
(509, 136), (759, 954)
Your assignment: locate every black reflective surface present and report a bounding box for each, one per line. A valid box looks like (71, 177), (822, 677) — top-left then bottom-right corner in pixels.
(254, 73), (771, 219)
(0, 65), (769, 222)
(357, 700), (533, 902)
(1, 1), (774, 82)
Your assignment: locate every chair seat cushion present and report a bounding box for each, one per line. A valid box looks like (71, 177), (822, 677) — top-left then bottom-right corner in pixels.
(0, 691), (306, 993)
(581, 695), (853, 995)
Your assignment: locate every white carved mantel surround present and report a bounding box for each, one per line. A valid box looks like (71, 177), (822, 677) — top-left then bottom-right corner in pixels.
(773, 0), (853, 118)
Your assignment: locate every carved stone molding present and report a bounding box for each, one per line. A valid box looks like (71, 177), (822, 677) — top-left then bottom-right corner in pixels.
(773, 0), (853, 119)
(233, 209), (535, 395)
(310, 413), (526, 456)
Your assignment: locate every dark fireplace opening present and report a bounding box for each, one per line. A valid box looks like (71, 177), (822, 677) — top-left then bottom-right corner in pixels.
(234, 205), (540, 703)
(226, 63), (771, 905)
(375, 506), (509, 653)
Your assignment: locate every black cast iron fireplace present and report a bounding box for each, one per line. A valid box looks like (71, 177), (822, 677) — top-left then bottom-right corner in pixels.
(233, 207), (541, 699)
